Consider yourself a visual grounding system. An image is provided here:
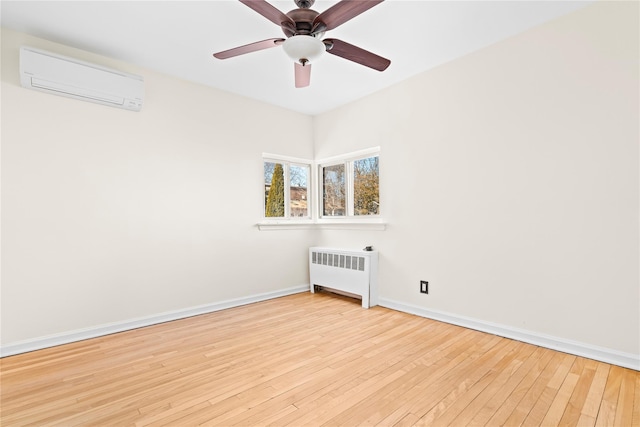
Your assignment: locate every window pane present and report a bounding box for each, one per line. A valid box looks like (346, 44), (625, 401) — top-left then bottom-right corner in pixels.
(353, 156), (379, 215)
(290, 164), (308, 217)
(323, 164), (345, 216)
(264, 162), (285, 217)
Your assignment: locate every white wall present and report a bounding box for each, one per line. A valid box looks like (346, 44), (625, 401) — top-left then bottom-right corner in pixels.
(1, 28), (315, 345)
(314, 2), (639, 357)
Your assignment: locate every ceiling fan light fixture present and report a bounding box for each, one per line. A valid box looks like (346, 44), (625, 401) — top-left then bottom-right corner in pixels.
(282, 35), (325, 64)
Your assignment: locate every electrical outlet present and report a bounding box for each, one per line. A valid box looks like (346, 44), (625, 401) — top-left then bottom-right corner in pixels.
(420, 280), (428, 294)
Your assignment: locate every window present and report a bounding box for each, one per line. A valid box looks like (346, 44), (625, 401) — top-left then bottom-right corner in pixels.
(263, 156), (311, 219)
(260, 148), (382, 229)
(319, 151), (380, 218)
(322, 164), (346, 216)
(353, 156), (380, 215)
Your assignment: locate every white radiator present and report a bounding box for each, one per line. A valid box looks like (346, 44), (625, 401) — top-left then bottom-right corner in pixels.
(309, 247), (378, 308)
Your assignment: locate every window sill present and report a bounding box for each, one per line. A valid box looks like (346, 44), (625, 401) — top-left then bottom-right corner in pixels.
(257, 221), (315, 231)
(257, 219), (387, 231)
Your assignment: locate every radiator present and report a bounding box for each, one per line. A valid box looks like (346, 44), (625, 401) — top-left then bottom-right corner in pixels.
(309, 247), (379, 308)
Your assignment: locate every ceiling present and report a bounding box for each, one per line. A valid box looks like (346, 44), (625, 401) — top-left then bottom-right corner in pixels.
(2, 0), (591, 115)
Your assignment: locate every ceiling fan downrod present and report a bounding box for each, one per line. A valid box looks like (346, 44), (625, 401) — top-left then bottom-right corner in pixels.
(294, 0), (315, 9)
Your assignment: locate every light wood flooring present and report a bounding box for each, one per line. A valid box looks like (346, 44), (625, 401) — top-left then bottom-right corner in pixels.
(1, 292), (639, 426)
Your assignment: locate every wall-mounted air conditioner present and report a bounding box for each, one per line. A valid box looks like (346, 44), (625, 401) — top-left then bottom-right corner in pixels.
(20, 46), (144, 111)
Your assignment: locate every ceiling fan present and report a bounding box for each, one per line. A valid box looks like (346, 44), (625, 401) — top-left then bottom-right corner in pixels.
(213, 0), (391, 88)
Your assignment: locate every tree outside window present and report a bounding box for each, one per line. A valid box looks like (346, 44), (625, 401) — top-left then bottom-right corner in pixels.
(264, 162), (284, 217)
(264, 159), (310, 218)
(323, 164), (345, 216)
(353, 156), (379, 215)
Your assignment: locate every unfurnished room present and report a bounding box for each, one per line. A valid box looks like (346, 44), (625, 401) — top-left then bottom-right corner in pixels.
(0, 0), (639, 425)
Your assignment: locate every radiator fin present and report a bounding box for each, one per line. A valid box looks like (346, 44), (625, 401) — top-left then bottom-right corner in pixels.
(311, 251), (366, 272)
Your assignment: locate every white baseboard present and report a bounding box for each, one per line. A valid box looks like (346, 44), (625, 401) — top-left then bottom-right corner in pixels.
(0, 285), (310, 358)
(379, 298), (640, 371)
(4, 289), (637, 372)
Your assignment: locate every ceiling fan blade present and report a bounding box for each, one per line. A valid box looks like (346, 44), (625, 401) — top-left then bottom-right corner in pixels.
(239, 0), (296, 28)
(323, 38), (390, 71)
(294, 62), (311, 88)
(313, 0), (384, 33)
(213, 38), (285, 59)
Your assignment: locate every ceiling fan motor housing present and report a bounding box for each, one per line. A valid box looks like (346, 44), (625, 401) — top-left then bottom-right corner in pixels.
(284, 8), (321, 37)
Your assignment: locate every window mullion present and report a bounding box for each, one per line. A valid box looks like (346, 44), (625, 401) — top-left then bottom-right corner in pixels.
(346, 161), (354, 217)
(284, 163), (291, 218)
(316, 164), (323, 219)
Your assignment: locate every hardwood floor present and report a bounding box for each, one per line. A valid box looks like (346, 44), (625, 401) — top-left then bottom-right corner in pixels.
(1, 292), (638, 426)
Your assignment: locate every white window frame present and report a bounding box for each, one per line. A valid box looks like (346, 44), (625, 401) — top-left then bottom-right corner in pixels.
(261, 153), (313, 225)
(258, 148), (385, 231)
(315, 147), (384, 226)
